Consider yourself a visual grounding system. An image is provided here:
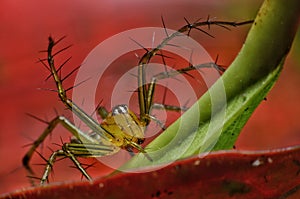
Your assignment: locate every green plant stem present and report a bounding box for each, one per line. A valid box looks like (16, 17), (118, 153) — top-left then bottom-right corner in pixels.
(212, 0), (300, 150)
(121, 0), (300, 169)
(220, 1), (299, 104)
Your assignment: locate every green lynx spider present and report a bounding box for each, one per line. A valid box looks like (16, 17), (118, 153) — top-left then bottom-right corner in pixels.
(22, 17), (253, 185)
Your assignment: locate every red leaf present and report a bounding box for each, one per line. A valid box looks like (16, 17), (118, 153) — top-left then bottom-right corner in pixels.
(2, 145), (300, 199)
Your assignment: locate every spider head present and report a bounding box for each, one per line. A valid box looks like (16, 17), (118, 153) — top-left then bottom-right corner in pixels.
(112, 104), (129, 115)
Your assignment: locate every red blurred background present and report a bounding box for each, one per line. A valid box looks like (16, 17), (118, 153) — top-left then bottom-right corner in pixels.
(0, 0), (299, 195)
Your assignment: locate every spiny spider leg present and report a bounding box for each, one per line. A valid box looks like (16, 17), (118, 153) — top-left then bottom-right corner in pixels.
(96, 106), (109, 120)
(150, 83), (189, 114)
(151, 103), (189, 112)
(39, 149), (87, 185)
(39, 143), (115, 185)
(145, 62), (224, 115)
(137, 17), (253, 125)
(22, 115), (116, 184)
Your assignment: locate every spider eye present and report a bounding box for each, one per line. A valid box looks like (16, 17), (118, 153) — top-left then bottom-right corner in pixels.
(112, 104), (129, 115)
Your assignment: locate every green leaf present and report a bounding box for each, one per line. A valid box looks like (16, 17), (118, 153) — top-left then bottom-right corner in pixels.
(211, 59), (283, 151)
(120, 0), (300, 170)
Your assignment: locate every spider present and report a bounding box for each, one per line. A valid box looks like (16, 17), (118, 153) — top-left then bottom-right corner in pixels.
(22, 17), (253, 185)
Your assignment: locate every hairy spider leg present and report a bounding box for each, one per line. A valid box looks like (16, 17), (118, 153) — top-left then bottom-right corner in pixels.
(39, 142), (119, 184)
(137, 17), (253, 126)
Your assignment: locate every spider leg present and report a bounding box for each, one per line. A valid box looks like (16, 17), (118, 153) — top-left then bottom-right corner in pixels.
(136, 18), (252, 124)
(22, 116), (100, 179)
(39, 142), (117, 185)
(151, 103), (189, 112)
(96, 106), (109, 120)
(147, 114), (167, 131)
(127, 141), (153, 161)
(44, 36), (114, 140)
(40, 149), (65, 185)
(146, 62), (224, 114)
